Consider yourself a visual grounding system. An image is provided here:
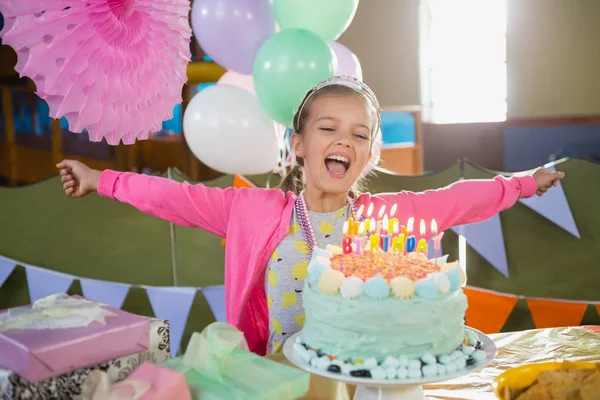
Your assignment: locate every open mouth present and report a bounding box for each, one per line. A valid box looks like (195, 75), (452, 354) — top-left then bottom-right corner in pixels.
(325, 154), (351, 178)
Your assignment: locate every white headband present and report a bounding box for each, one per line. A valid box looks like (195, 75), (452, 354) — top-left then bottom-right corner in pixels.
(293, 75), (382, 134)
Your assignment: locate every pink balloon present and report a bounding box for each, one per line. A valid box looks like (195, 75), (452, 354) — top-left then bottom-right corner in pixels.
(329, 41), (363, 81)
(217, 71), (256, 95)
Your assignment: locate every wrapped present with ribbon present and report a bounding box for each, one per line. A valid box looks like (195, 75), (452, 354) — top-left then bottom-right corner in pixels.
(161, 323), (310, 400)
(0, 294), (152, 383)
(79, 362), (191, 400)
(0, 319), (170, 400)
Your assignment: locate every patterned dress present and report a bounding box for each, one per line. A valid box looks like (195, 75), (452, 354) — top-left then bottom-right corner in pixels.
(265, 204), (349, 354)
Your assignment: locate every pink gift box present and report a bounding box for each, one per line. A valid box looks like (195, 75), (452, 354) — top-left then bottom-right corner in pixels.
(0, 295), (151, 383)
(81, 362), (191, 400)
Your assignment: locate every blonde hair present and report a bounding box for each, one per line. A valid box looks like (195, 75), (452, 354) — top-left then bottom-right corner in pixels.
(280, 83), (382, 198)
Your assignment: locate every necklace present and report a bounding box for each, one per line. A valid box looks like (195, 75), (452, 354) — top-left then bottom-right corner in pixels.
(295, 190), (362, 256)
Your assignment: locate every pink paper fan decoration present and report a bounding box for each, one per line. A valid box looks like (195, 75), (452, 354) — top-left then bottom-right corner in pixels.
(0, 0), (192, 145)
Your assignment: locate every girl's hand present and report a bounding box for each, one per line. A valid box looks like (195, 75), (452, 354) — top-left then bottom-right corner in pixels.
(56, 159), (102, 198)
(532, 167), (565, 196)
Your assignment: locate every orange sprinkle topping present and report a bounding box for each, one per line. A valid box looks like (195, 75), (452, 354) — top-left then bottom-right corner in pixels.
(330, 252), (442, 282)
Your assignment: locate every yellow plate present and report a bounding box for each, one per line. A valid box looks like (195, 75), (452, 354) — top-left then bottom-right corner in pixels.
(494, 361), (598, 399)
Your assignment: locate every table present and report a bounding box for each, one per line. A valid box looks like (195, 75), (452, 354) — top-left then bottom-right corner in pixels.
(270, 326), (600, 400)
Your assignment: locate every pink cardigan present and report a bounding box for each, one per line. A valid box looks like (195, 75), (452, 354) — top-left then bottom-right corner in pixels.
(98, 170), (537, 355)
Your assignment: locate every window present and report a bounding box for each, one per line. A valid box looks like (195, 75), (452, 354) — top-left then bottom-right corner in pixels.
(420, 0), (507, 123)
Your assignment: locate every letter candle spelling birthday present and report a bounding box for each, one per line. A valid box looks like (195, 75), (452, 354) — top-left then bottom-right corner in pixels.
(342, 221), (353, 254)
(431, 219), (444, 265)
(406, 217), (416, 252)
(355, 221), (365, 254)
(416, 219), (428, 253)
(391, 221), (405, 253)
(382, 215), (391, 251)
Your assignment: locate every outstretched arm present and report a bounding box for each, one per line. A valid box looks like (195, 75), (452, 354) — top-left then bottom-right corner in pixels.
(358, 168), (564, 233)
(58, 160), (244, 237)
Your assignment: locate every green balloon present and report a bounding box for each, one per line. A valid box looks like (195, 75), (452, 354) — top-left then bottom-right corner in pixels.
(273, 0), (359, 42)
(253, 29), (335, 127)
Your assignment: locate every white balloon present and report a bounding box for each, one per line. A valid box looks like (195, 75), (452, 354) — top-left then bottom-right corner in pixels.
(183, 85), (280, 175)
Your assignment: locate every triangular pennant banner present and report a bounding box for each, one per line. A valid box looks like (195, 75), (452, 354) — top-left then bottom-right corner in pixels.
(0, 256), (17, 288)
(202, 285), (226, 322)
(519, 166), (579, 238)
(595, 304), (600, 320)
(80, 278), (131, 310)
(25, 266), (74, 303)
(526, 298), (588, 328)
(463, 286), (518, 334)
(223, 176), (257, 246)
(452, 214), (509, 277)
(146, 287), (197, 357)
(233, 175), (255, 189)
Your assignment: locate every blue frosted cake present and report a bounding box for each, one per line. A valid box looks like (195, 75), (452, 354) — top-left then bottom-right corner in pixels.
(292, 241), (486, 380)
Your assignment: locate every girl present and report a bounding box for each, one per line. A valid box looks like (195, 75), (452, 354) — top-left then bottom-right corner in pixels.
(57, 76), (564, 356)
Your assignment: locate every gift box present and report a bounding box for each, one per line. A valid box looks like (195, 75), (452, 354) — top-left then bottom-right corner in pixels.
(0, 319), (170, 400)
(79, 362), (191, 400)
(0, 294), (152, 382)
(162, 323), (310, 400)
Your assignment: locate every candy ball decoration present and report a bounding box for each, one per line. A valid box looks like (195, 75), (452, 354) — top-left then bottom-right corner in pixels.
(253, 29), (335, 127)
(273, 0), (359, 42)
(183, 84), (280, 175)
(191, 0), (275, 74)
(329, 41), (363, 81)
(0, 0), (192, 145)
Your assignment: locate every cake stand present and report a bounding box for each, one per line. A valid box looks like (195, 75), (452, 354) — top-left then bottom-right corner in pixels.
(283, 327), (497, 400)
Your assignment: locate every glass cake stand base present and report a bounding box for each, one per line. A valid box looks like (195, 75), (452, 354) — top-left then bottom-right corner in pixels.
(283, 327), (497, 400)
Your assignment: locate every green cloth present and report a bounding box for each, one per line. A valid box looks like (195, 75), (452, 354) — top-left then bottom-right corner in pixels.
(162, 323), (309, 399)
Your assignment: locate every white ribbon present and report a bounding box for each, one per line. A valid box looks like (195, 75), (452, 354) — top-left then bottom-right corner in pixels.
(79, 370), (151, 400)
(0, 294), (117, 332)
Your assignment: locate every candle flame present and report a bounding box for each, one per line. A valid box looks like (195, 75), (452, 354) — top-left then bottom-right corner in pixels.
(431, 219), (438, 235)
(382, 214), (389, 227)
(367, 203), (374, 217)
(343, 220), (349, 235)
(407, 217), (414, 233)
(370, 217), (376, 233)
(378, 205), (386, 219)
(420, 219), (426, 236)
(356, 204), (364, 219)
(390, 204), (398, 217)
(393, 220), (399, 234)
(358, 221), (365, 235)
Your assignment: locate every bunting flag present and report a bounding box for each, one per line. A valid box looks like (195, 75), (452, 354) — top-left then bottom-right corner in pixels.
(526, 298), (588, 329)
(222, 175), (256, 246)
(596, 305), (600, 319)
(452, 214), (509, 277)
(463, 286), (519, 334)
(146, 286), (197, 357)
(24, 265), (74, 303)
(201, 285), (226, 322)
(0, 256), (17, 288)
(519, 166), (580, 238)
(80, 278), (131, 310)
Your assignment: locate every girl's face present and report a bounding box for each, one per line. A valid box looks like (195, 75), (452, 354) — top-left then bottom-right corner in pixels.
(291, 93), (374, 196)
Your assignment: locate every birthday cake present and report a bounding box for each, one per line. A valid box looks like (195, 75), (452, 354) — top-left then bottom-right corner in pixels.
(292, 212), (486, 380)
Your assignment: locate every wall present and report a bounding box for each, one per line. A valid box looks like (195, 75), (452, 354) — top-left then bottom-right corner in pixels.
(506, 0), (600, 118)
(339, 0), (600, 171)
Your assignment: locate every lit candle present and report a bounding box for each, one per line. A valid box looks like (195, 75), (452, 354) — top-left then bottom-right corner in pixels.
(356, 204), (365, 220)
(378, 205), (386, 220)
(342, 221), (353, 254)
(406, 217), (416, 252)
(355, 222), (365, 254)
(431, 219), (444, 265)
(416, 219), (428, 253)
(388, 217), (399, 235)
(390, 221), (405, 253)
(367, 203), (374, 219)
(347, 218), (359, 237)
(369, 233), (382, 252)
(382, 215), (390, 251)
(370, 217), (376, 234)
(390, 203), (398, 217)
